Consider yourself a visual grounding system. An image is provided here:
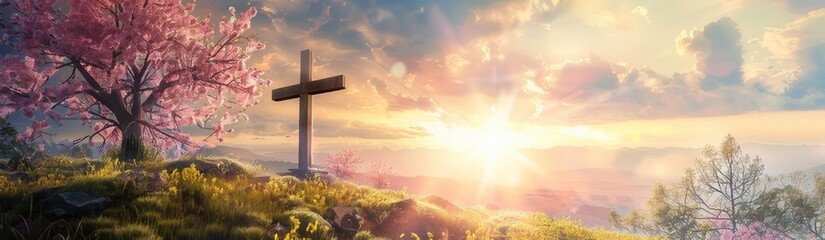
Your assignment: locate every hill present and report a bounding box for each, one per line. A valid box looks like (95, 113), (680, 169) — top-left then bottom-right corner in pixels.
(805, 163), (825, 175)
(0, 155), (649, 240)
(192, 146), (297, 174)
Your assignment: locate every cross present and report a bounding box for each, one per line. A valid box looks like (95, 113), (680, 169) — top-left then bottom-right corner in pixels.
(272, 49), (345, 178)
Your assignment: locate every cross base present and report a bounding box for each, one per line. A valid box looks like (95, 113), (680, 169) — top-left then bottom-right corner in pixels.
(284, 168), (328, 180)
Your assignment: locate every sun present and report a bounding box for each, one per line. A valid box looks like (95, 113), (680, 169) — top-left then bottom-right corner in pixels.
(433, 117), (519, 164)
(472, 120), (516, 163)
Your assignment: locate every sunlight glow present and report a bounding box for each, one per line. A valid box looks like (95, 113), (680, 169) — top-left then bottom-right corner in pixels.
(473, 120), (516, 164)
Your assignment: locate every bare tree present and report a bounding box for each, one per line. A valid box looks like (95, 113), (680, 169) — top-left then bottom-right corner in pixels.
(612, 134), (771, 239)
(680, 134), (765, 235)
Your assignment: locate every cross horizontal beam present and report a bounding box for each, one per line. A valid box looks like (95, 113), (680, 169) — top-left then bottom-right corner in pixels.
(271, 75), (345, 101)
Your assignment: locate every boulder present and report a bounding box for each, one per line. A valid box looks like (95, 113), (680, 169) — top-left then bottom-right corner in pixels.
(7, 172), (32, 182)
(326, 206), (363, 234)
(266, 222), (288, 237)
(419, 195), (460, 213)
(42, 192), (112, 218)
(164, 159), (249, 180)
(7, 156), (27, 171)
(283, 209), (332, 229)
(119, 169), (163, 192)
(374, 199), (452, 239)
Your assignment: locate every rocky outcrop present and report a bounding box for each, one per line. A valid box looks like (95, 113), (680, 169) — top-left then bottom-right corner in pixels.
(327, 206), (363, 236)
(373, 198), (461, 239)
(42, 192), (112, 218)
(164, 159), (249, 180)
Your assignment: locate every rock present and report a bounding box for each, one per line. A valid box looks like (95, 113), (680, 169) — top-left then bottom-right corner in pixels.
(7, 172), (32, 182)
(119, 169), (163, 192)
(266, 222), (288, 237)
(7, 156), (26, 171)
(326, 206), (363, 234)
(42, 192), (112, 218)
(164, 159), (249, 180)
(419, 195), (460, 213)
(374, 199), (452, 239)
(283, 209), (332, 230)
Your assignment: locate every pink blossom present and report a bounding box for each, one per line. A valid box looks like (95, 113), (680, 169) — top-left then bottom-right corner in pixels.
(714, 221), (790, 240)
(0, 0), (268, 153)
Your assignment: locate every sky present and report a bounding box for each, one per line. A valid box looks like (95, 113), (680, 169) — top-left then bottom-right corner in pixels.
(7, 0), (825, 177)
(190, 0), (825, 153)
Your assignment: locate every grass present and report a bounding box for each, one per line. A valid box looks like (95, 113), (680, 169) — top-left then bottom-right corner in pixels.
(0, 155), (651, 240)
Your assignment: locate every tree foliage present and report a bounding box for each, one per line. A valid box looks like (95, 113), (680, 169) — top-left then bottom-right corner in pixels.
(613, 134), (825, 239)
(366, 160), (394, 188)
(325, 149), (364, 180)
(0, 0), (270, 159)
(750, 173), (825, 239)
(0, 117), (36, 170)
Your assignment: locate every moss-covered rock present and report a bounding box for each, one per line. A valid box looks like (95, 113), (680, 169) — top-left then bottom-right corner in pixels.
(164, 158), (251, 180)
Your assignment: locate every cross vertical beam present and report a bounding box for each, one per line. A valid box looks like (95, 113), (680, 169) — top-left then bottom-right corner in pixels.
(298, 50), (312, 170)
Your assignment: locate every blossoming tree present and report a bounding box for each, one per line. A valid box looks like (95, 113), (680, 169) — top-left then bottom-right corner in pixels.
(325, 149), (364, 180)
(0, 0), (270, 159)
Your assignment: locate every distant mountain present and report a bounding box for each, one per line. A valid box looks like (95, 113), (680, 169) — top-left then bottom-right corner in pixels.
(742, 143), (825, 174)
(193, 146), (273, 161)
(347, 170), (648, 227)
(804, 163), (825, 175)
(42, 140), (103, 158)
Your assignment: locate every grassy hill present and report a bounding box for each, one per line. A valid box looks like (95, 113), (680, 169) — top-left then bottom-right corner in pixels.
(190, 146), (297, 174)
(0, 155), (650, 240)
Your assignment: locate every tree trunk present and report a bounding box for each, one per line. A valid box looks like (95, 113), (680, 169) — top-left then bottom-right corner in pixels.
(120, 76), (146, 163)
(119, 119), (143, 163)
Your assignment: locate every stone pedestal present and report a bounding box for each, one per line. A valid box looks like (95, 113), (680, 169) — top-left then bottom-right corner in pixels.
(286, 168), (328, 180)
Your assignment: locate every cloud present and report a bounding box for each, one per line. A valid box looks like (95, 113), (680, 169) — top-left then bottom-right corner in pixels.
(762, 9), (825, 104)
(541, 55), (620, 103)
(632, 6), (650, 23)
(515, 15), (785, 123)
(676, 17), (744, 90)
(777, 0), (825, 14)
(314, 119), (431, 139)
(367, 78), (437, 112)
(721, 0), (825, 15)
(232, 112), (430, 140)
(579, 4), (650, 31)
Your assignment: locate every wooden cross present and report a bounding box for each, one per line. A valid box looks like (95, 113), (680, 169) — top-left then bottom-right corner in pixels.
(272, 49), (345, 177)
